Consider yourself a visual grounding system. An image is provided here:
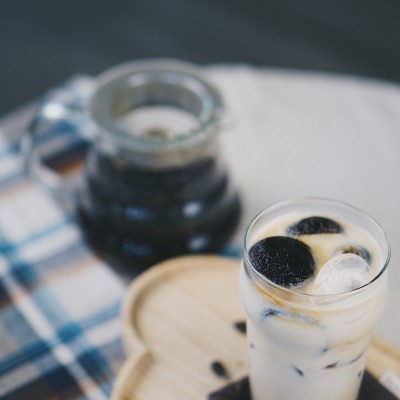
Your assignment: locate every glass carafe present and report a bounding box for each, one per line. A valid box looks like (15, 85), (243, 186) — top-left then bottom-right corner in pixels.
(25, 59), (241, 270)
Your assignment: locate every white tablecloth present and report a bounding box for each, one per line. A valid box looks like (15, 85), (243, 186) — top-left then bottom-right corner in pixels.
(206, 65), (400, 347)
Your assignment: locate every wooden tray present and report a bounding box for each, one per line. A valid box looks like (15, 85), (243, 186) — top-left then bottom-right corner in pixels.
(111, 255), (400, 400)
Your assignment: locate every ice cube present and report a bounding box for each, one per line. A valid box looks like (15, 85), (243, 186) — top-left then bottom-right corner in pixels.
(312, 253), (372, 295)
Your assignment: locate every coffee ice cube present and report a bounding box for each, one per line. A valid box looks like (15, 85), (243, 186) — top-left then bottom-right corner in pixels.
(312, 253), (372, 295)
(249, 236), (315, 287)
(287, 216), (343, 236)
(336, 244), (372, 264)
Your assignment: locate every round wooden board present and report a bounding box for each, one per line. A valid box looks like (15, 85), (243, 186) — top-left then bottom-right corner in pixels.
(111, 255), (248, 400)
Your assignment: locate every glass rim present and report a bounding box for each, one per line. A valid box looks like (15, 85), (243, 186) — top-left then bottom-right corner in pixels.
(89, 58), (225, 153)
(243, 197), (391, 299)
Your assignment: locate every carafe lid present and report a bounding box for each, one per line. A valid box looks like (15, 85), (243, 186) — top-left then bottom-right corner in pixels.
(90, 59), (225, 156)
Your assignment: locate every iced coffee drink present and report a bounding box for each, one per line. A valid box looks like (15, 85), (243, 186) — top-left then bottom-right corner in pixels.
(240, 198), (390, 400)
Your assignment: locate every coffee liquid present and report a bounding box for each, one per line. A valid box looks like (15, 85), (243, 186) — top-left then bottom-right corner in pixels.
(77, 151), (241, 269)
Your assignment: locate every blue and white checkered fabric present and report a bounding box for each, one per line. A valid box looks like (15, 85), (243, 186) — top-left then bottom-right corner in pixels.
(0, 78), (126, 400)
(0, 77), (241, 400)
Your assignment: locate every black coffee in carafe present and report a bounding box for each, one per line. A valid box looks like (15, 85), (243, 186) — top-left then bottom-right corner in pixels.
(75, 60), (241, 269)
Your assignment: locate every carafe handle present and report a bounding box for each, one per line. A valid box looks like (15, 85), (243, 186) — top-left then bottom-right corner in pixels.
(21, 76), (96, 210)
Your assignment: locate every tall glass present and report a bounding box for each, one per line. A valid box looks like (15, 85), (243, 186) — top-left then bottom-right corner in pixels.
(240, 198), (390, 400)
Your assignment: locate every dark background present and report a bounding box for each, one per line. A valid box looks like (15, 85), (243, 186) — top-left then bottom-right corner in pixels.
(1, 0), (400, 115)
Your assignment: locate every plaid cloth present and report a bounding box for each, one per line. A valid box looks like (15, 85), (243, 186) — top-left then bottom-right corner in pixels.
(0, 76), (241, 400)
(0, 78), (127, 400)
